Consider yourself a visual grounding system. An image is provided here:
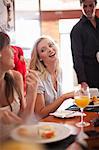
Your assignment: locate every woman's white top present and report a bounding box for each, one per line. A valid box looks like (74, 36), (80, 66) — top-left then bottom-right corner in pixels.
(37, 71), (62, 105)
(0, 90), (20, 141)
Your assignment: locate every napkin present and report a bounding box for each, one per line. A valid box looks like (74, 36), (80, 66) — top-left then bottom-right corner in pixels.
(57, 98), (74, 111)
(50, 110), (86, 118)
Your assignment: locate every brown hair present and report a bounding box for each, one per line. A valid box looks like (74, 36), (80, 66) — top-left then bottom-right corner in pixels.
(80, 0), (97, 5)
(0, 32), (22, 111)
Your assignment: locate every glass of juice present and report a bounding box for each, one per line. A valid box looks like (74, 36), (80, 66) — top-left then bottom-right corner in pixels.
(74, 85), (90, 127)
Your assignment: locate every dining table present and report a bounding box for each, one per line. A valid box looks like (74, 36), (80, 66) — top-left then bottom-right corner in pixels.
(1, 101), (99, 150)
(41, 110), (99, 150)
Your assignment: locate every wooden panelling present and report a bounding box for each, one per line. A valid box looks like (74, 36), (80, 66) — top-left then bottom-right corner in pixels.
(41, 9), (99, 21)
(40, 9), (99, 47)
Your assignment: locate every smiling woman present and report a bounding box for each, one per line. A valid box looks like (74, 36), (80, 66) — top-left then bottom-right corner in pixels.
(29, 35), (74, 118)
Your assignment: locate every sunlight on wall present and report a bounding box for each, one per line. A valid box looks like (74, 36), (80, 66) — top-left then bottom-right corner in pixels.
(59, 19), (79, 92)
(13, 19), (40, 59)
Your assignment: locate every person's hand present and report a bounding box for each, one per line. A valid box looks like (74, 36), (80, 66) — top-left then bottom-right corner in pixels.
(81, 82), (89, 90)
(0, 110), (22, 125)
(63, 91), (74, 100)
(66, 91), (74, 99)
(21, 70), (40, 119)
(26, 69), (40, 93)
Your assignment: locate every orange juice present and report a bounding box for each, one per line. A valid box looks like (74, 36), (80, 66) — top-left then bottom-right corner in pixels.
(75, 96), (90, 108)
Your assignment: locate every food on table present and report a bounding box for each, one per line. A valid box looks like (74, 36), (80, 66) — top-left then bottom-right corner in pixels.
(38, 125), (55, 139)
(90, 96), (99, 105)
(17, 127), (32, 137)
(15, 124), (56, 140)
(92, 96), (98, 102)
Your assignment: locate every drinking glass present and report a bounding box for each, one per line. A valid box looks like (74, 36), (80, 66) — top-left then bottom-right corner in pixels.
(74, 85), (90, 127)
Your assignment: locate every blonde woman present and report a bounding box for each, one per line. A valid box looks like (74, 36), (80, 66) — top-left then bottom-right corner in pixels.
(30, 36), (74, 118)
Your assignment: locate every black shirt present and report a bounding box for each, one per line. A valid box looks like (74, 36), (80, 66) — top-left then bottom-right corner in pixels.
(70, 15), (99, 88)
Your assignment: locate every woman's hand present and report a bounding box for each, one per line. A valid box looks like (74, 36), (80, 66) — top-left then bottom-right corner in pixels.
(26, 69), (40, 93)
(65, 91), (74, 99)
(0, 110), (22, 125)
(21, 70), (40, 119)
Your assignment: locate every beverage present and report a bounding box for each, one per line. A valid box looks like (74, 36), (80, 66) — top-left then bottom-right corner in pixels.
(74, 85), (90, 127)
(75, 96), (90, 108)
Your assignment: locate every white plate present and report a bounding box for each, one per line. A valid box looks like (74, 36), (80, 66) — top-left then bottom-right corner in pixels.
(10, 122), (76, 144)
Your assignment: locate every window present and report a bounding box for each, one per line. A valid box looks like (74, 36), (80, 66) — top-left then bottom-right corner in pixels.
(8, 0), (41, 59)
(59, 19), (79, 92)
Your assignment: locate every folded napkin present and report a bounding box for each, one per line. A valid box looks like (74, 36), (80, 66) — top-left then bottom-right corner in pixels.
(57, 98), (74, 111)
(50, 110), (86, 118)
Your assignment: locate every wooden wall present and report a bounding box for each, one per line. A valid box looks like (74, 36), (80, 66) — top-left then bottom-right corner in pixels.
(40, 9), (99, 45)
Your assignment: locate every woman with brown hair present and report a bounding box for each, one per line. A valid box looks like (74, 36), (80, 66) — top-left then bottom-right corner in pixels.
(0, 32), (39, 140)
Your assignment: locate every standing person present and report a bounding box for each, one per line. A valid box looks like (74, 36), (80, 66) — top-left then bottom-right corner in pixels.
(70, 0), (99, 89)
(29, 36), (74, 118)
(0, 32), (39, 141)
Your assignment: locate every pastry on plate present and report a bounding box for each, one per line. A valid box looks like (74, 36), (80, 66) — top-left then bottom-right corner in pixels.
(38, 125), (55, 139)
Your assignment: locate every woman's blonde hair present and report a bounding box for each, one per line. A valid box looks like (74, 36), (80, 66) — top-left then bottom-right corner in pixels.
(29, 35), (60, 79)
